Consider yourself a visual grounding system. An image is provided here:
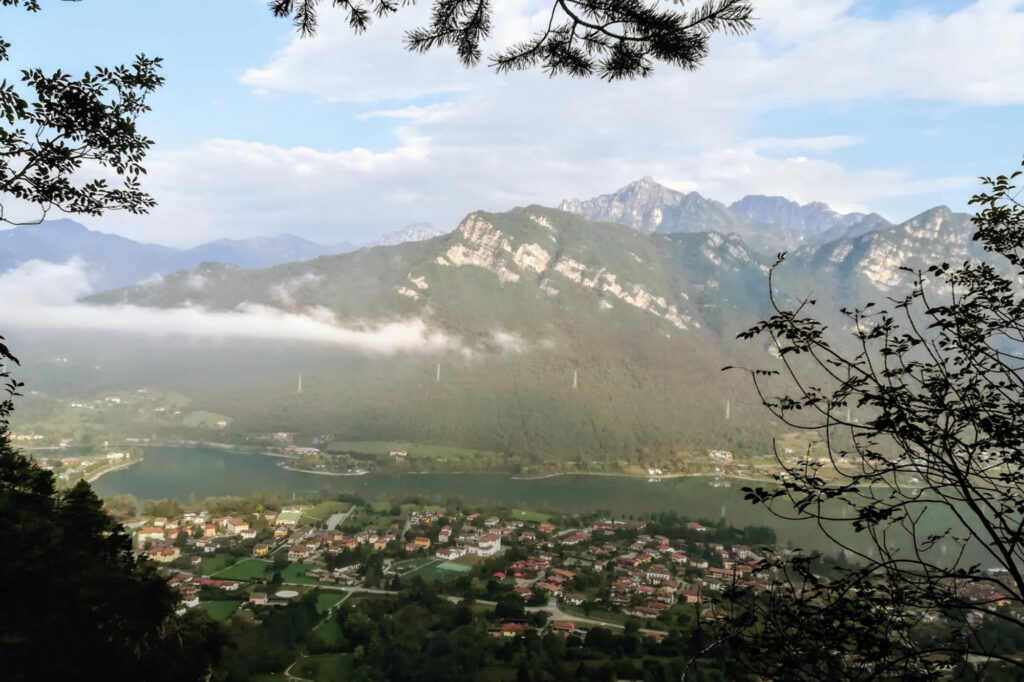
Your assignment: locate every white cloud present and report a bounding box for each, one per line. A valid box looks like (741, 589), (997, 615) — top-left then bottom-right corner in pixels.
(489, 330), (526, 354)
(92, 1), (1021, 245)
(243, 1), (1024, 107)
(270, 273), (323, 306)
(100, 122), (968, 246)
(731, 0), (1024, 107)
(239, 5), (475, 103)
(0, 260), (458, 355)
(747, 136), (864, 154)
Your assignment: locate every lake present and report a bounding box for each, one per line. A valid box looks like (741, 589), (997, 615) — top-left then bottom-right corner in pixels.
(91, 446), (976, 559)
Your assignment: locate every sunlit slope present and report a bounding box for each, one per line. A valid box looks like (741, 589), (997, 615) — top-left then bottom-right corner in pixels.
(83, 207), (780, 459)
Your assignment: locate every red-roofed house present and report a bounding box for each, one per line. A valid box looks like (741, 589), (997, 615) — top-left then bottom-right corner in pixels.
(146, 546), (180, 563)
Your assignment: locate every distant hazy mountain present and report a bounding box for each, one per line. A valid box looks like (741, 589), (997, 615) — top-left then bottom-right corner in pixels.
(0, 218), (456, 289)
(183, 234), (357, 270)
(369, 223), (444, 247)
(0, 219), (184, 290)
(729, 195), (892, 245)
(560, 177), (750, 236)
(83, 202), (979, 460)
(0, 221), (361, 289)
(4, 180), (898, 294)
(561, 178), (894, 253)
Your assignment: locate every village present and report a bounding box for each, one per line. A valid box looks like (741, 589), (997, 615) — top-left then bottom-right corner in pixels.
(124, 496), (791, 640)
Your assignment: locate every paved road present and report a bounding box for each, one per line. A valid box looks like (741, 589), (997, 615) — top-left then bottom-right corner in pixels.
(280, 585), (668, 637)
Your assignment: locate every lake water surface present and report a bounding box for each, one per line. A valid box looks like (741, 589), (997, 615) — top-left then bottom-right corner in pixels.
(91, 446), (974, 559)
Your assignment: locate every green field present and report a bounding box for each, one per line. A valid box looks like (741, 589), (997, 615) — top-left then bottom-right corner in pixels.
(340, 505), (402, 533)
(211, 558), (272, 581)
(329, 440), (502, 460)
(202, 600), (241, 621)
(561, 604), (632, 627)
(302, 500), (351, 524)
(276, 508), (304, 526)
(294, 654), (353, 682)
(315, 590), (346, 613)
(403, 560), (471, 584)
(393, 556), (435, 574)
(281, 562), (320, 585)
(510, 509), (553, 523)
(310, 619), (346, 648)
(198, 555), (234, 576)
(182, 410), (231, 428)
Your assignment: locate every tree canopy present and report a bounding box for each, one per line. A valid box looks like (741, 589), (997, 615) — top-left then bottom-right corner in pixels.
(0, 339), (227, 680)
(0, 0), (163, 226)
(269, 0), (755, 80)
(0, 4), (225, 677)
(716, 157), (1024, 680)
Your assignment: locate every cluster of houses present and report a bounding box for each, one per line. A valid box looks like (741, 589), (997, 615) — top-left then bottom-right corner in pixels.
(136, 511), (258, 563)
(33, 450), (135, 483)
(413, 513), (772, 622)
(570, 520), (764, 616)
(167, 573), (241, 614)
(133, 500), (786, 629)
(277, 526), (373, 560)
(408, 510), (518, 560)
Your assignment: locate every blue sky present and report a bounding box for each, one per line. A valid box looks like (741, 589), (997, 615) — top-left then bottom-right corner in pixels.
(3, 0), (1023, 245)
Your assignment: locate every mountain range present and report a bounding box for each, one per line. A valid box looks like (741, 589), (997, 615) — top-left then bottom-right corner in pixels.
(559, 177), (893, 253)
(1, 176), (985, 468)
(66, 179), (979, 463)
(2, 178), (896, 293)
(0, 220), (443, 290)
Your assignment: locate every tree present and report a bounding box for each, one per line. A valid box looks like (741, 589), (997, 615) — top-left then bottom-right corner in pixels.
(716, 157), (1024, 679)
(268, 0), (754, 80)
(0, 340), (227, 680)
(1, 0), (163, 226)
(0, 4), (229, 678)
(174, 526), (190, 548)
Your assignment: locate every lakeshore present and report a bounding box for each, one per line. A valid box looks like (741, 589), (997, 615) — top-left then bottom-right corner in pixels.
(87, 445), (847, 554)
(278, 464), (369, 477)
(86, 456), (143, 483)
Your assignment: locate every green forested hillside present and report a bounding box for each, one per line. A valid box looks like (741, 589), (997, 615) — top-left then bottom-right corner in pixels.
(50, 204), (979, 464)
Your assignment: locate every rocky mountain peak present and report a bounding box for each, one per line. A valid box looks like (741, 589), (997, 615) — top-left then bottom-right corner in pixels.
(559, 178), (735, 237)
(371, 223), (445, 247)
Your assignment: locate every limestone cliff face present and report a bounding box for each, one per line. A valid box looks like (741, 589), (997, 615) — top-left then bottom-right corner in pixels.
(431, 212), (697, 330)
(560, 177), (746, 237)
(780, 206), (980, 301)
(561, 178), (895, 254)
(371, 223), (444, 246)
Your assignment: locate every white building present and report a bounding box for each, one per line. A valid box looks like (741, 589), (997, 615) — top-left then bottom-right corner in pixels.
(470, 533), (502, 557)
(437, 547), (465, 560)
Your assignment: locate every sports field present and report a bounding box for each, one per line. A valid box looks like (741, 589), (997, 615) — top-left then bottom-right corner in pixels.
(202, 600), (241, 621)
(211, 558), (272, 581)
(510, 509), (553, 523)
(403, 560), (471, 584)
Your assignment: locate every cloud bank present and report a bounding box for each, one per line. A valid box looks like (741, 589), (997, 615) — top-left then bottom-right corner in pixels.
(89, 1), (1024, 246)
(0, 260), (457, 355)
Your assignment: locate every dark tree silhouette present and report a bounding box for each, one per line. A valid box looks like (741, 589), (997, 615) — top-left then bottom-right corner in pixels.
(1, 0), (163, 225)
(0, 4), (228, 678)
(268, 0), (754, 79)
(0, 340), (228, 680)
(713, 158), (1024, 680)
